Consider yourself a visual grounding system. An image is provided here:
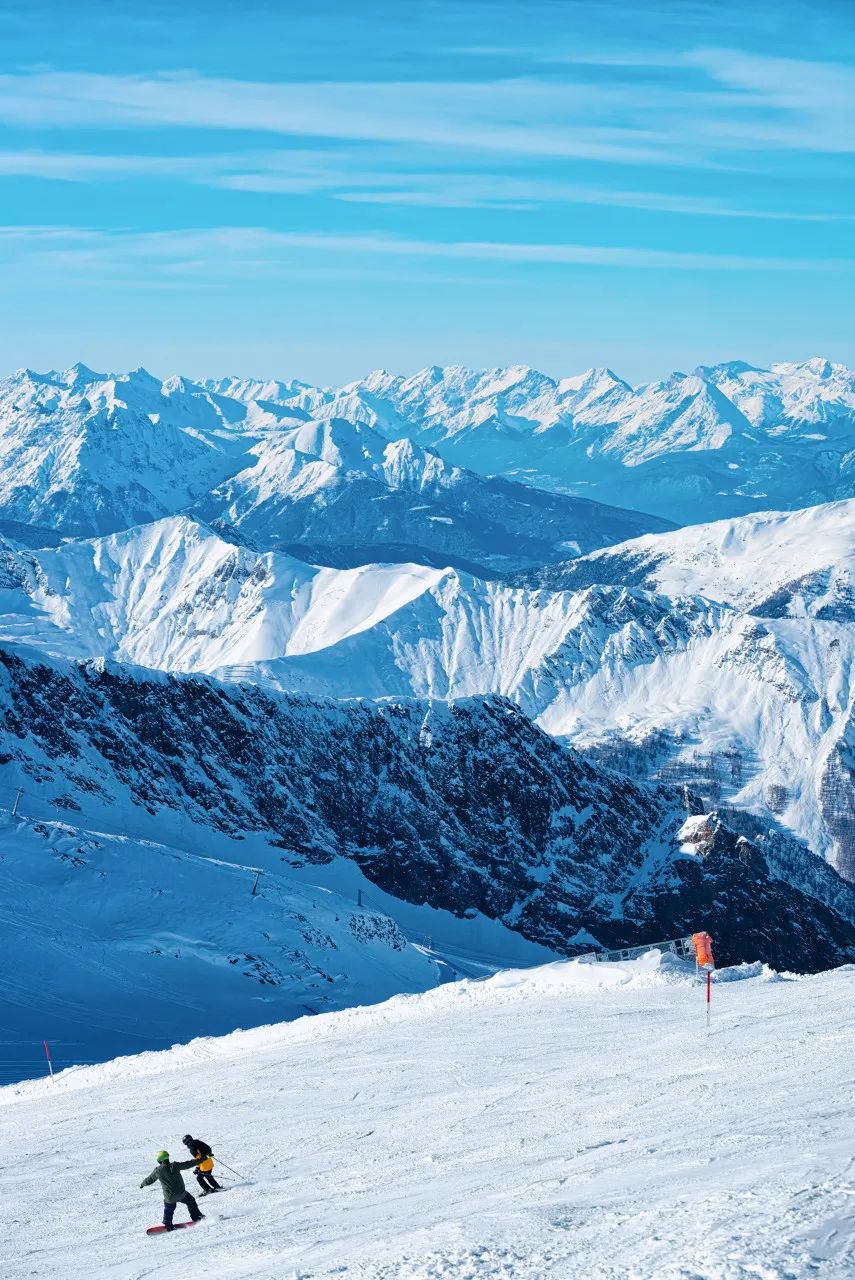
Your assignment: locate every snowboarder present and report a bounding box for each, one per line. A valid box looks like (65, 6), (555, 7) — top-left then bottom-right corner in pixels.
(140, 1150), (205, 1230)
(182, 1133), (222, 1192)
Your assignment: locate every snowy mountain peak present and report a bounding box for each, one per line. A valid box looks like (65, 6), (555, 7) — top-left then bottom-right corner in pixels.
(61, 361), (103, 386)
(202, 374), (317, 405)
(480, 364), (548, 393)
(115, 367), (163, 398)
(558, 366), (628, 394)
(0, 367), (243, 537)
(284, 414), (389, 471)
(381, 437), (456, 492)
(776, 355), (836, 380)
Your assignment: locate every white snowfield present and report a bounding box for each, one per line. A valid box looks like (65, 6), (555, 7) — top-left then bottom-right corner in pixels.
(2, 954), (853, 1280)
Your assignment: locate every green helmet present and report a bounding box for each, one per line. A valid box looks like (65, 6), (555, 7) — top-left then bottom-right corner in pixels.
(156, 1150), (169, 1163)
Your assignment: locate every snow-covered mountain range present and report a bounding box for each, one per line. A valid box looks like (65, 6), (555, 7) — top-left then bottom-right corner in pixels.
(3, 355), (855, 1081)
(5, 357), (855, 548)
(211, 356), (855, 524)
(0, 365), (669, 572)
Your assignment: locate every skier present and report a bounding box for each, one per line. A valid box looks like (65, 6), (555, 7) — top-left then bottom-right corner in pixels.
(140, 1150), (205, 1231)
(182, 1133), (222, 1192)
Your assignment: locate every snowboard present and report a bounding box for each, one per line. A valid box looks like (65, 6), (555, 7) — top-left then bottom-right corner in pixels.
(146, 1220), (201, 1236)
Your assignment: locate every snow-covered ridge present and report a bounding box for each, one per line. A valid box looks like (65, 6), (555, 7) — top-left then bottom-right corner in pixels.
(0, 513), (721, 678)
(0, 515), (452, 670)
(2, 639), (852, 970)
(521, 497), (855, 616)
(1, 503), (855, 879)
(2, 954), (853, 1278)
(4, 356), (855, 543)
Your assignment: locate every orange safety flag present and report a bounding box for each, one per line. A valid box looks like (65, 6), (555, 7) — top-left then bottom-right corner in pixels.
(692, 931), (715, 969)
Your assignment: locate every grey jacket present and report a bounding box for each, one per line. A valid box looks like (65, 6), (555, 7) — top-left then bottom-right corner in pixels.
(140, 1158), (200, 1201)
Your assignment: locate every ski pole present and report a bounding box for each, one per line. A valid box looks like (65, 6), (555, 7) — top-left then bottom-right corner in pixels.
(214, 1156), (248, 1181)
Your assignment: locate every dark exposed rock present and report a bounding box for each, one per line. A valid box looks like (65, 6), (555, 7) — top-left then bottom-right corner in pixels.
(511, 549), (666, 593)
(0, 644), (853, 973)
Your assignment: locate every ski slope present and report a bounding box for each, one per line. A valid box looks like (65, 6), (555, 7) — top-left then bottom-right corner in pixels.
(2, 954), (853, 1280)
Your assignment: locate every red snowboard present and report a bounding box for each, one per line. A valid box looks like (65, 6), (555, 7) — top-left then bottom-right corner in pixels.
(146, 1220), (201, 1236)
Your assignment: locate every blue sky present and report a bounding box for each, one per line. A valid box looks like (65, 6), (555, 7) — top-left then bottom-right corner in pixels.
(0, 0), (853, 384)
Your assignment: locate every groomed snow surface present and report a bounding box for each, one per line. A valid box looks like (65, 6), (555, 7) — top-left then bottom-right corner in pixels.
(2, 954), (853, 1280)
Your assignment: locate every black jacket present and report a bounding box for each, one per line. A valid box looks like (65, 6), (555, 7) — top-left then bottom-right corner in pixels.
(184, 1137), (213, 1160)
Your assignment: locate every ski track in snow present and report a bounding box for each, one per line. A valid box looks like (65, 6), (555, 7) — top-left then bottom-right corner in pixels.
(1, 955), (853, 1280)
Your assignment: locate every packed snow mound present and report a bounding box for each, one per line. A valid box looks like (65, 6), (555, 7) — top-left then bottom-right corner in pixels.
(485, 948), (699, 994)
(2, 956), (852, 1278)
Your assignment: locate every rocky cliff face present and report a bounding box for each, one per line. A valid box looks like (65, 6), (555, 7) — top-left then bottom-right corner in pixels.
(820, 731), (855, 883)
(512, 503), (855, 882)
(2, 643), (853, 972)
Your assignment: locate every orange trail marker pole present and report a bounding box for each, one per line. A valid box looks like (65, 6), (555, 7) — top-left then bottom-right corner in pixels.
(43, 1039), (54, 1080)
(692, 933), (715, 1031)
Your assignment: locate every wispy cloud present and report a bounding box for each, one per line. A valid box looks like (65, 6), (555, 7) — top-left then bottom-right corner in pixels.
(685, 47), (855, 153)
(0, 149), (843, 223)
(0, 150), (202, 180)
(0, 51), (852, 165)
(327, 177), (842, 220)
(0, 71), (680, 165)
(0, 224), (847, 276)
